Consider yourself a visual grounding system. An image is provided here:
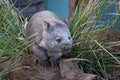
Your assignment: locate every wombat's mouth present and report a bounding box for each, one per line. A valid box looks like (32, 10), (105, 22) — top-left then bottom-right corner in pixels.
(62, 49), (71, 54)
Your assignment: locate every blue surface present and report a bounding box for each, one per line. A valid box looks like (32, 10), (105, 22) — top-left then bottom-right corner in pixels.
(46, 0), (69, 19)
(97, 1), (120, 30)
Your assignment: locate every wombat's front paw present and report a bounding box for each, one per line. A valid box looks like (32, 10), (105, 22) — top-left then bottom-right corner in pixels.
(50, 57), (60, 67)
(38, 59), (50, 66)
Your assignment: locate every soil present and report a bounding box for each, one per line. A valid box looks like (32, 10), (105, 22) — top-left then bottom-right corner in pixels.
(6, 30), (120, 80)
(107, 67), (120, 80)
(6, 53), (62, 80)
(104, 30), (120, 80)
(95, 30), (120, 80)
(6, 53), (103, 80)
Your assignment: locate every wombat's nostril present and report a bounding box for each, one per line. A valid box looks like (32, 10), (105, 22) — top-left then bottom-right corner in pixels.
(61, 44), (71, 51)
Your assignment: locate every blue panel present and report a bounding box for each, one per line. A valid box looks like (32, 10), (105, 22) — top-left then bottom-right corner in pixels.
(46, 0), (69, 19)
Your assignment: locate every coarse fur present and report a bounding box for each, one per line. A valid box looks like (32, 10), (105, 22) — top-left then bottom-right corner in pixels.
(25, 11), (72, 66)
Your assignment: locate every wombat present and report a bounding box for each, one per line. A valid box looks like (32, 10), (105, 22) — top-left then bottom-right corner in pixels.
(25, 11), (72, 66)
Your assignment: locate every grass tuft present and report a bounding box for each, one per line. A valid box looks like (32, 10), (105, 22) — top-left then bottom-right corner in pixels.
(0, 0), (27, 79)
(69, 0), (120, 79)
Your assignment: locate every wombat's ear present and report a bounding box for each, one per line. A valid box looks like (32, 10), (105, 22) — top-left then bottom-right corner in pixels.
(44, 21), (51, 30)
(63, 18), (68, 25)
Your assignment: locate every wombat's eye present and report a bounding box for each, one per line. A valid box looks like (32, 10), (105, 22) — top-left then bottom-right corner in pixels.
(68, 37), (71, 40)
(56, 38), (62, 42)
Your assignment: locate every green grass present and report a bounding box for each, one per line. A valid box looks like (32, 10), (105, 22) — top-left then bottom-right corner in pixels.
(69, 0), (120, 79)
(0, 1), (27, 79)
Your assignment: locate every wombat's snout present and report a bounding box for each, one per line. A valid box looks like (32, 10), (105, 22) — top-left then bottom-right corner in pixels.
(61, 43), (71, 52)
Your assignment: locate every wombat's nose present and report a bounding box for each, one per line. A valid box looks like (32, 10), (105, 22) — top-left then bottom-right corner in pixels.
(61, 44), (71, 51)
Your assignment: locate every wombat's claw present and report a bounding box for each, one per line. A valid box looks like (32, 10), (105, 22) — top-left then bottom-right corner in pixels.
(39, 59), (50, 66)
(50, 57), (60, 67)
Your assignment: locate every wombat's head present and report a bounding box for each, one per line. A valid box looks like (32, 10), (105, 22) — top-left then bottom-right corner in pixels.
(40, 20), (72, 53)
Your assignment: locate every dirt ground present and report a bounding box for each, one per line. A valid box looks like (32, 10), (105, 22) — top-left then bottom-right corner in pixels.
(6, 30), (120, 80)
(105, 30), (120, 80)
(6, 53), (62, 80)
(6, 53), (103, 80)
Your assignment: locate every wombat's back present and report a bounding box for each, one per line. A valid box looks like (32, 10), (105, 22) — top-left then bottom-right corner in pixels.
(25, 11), (60, 40)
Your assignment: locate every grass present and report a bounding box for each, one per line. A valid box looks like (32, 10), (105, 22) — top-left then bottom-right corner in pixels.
(0, 0), (26, 79)
(69, 0), (120, 79)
